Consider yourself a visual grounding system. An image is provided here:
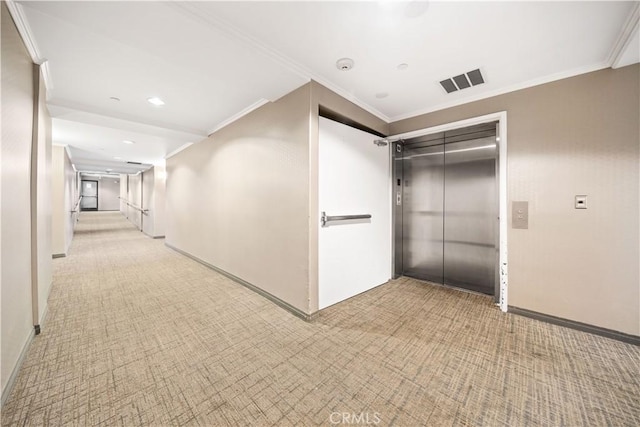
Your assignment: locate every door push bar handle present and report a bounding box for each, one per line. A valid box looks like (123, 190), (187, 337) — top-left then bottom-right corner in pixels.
(321, 211), (372, 227)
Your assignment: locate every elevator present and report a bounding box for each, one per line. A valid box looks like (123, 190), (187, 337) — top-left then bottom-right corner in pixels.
(393, 122), (499, 296)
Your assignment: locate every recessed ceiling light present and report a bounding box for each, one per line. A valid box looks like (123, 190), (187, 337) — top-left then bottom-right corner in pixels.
(397, 63), (409, 70)
(109, 96), (120, 101)
(336, 58), (354, 71)
(114, 156), (122, 160)
(106, 168), (113, 171)
(122, 140), (135, 144)
(147, 97), (165, 106)
(375, 92), (389, 99)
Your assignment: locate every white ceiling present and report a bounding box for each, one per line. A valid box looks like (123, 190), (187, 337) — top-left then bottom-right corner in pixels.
(13, 1), (639, 174)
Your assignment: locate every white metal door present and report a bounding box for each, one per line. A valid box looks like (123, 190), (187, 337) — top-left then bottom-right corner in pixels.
(319, 117), (391, 309)
(80, 180), (98, 210)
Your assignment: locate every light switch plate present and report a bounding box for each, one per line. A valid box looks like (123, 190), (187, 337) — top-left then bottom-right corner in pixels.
(512, 201), (528, 229)
(575, 195), (587, 209)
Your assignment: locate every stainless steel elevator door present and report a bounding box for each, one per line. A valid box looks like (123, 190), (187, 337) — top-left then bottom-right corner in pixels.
(443, 137), (497, 294)
(395, 122), (498, 296)
(401, 144), (444, 283)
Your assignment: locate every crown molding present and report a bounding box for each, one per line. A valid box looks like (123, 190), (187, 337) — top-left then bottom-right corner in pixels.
(168, 2), (390, 124)
(165, 143), (194, 160)
(207, 98), (270, 136)
(5, 0), (54, 97)
(11, 1), (630, 131)
(5, 1), (41, 61)
(389, 61), (610, 123)
(608, 2), (640, 69)
(39, 61), (53, 99)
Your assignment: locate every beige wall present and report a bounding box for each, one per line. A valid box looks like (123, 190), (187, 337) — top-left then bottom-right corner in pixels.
(1, 2), (34, 397)
(390, 65), (640, 335)
(34, 67), (52, 324)
(140, 165), (166, 238)
(166, 84), (312, 313)
(51, 145), (76, 256)
(142, 168), (155, 236)
(127, 174), (142, 230)
(97, 177), (120, 211)
(119, 174), (128, 215)
(120, 167), (165, 237)
(165, 81), (393, 315)
(122, 169), (165, 237)
(153, 164), (166, 238)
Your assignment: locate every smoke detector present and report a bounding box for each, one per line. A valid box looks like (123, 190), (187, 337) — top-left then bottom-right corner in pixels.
(336, 58), (354, 71)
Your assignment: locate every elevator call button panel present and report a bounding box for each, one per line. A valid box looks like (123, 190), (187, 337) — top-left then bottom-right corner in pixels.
(512, 201), (528, 229)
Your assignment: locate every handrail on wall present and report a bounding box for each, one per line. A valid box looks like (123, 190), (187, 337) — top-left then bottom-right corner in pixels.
(70, 195), (83, 213)
(118, 197), (149, 215)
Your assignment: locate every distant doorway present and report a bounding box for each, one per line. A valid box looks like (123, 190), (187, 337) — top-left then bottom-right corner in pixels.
(80, 180), (98, 211)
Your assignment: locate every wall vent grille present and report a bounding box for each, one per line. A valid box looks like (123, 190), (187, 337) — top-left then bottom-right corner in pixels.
(440, 68), (485, 94)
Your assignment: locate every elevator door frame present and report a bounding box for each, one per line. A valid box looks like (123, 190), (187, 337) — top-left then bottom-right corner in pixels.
(389, 112), (508, 312)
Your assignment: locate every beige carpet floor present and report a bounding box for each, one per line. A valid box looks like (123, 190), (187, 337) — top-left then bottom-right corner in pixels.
(2, 212), (639, 426)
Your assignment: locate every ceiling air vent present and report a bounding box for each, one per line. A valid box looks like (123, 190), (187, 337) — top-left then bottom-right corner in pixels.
(440, 68), (485, 94)
(126, 161), (142, 165)
(453, 74), (471, 90)
(439, 78), (458, 94)
(467, 68), (484, 86)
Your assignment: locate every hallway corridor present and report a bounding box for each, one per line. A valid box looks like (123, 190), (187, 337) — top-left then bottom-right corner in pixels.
(2, 212), (639, 426)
